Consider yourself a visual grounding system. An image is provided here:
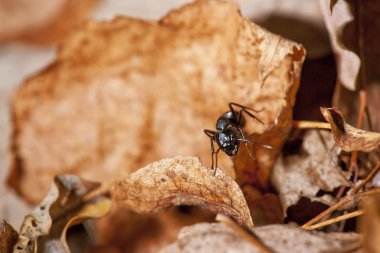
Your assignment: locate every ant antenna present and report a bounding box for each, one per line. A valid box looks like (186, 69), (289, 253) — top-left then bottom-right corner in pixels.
(236, 139), (273, 149)
(236, 128), (256, 160)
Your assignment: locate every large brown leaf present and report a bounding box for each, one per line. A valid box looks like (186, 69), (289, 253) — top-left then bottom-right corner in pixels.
(8, 0), (305, 203)
(112, 156), (253, 228)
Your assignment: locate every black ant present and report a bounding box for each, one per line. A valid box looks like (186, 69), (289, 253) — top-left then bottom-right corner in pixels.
(204, 102), (272, 174)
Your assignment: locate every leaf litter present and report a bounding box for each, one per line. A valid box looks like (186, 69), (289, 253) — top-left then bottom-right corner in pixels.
(12, 175), (111, 253)
(272, 130), (350, 213)
(2, 0), (379, 252)
(158, 222), (362, 253)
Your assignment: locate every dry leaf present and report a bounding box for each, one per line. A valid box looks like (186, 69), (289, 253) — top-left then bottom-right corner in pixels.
(320, 0), (359, 91)
(60, 198), (112, 252)
(321, 107), (380, 152)
(272, 130), (350, 214)
(358, 193), (380, 253)
(0, 220), (18, 253)
(8, 0), (305, 203)
(241, 185), (284, 226)
(158, 222), (362, 253)
(13, 175), (110, 253)
(0, 0), (99, 44)
(322, 0), (380, 132)
(112, 156), (253, 228)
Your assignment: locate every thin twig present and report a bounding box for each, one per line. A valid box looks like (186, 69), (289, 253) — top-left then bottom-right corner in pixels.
(302, 188), (380, 228)
(349, 90), (367, 182)
(292, 121), (331, 130)
(304, 209), (365, 230)
(336, 90), (367, 199)
(352, 162), (380, 194)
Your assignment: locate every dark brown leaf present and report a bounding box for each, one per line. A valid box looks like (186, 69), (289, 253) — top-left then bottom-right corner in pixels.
(0, 220), (18, 253)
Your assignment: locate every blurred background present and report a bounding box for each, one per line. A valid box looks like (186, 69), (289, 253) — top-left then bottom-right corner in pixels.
(0, 0), (334, 229)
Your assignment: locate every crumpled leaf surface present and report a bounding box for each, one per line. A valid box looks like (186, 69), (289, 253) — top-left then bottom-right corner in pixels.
(8, 0), (305, 203)
(158, 222), (362, 253)
(320, 0), (359, 91)
(321, 107), (380, 152)
(0, 0), (98, 44)
(358, 193), (380, 253)
(322, 0), (380, 132)
(271, 130), (350, 213)
(112, 156), (253, 228)
(0, 220), (18, 253)
(13, 175), (110, 253)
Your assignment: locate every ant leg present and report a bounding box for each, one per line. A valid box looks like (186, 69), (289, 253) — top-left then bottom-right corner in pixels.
(241, 109), (265, 125)
(204, 129), (217, 172)
(229, 103), (265, 125)
(236, 138), (273, 149)
(214, 148), (221, 175)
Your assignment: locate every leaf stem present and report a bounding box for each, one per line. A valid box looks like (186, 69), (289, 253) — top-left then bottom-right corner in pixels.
(292, 120), (331, 129)
(304, 209), (364, 230)
(352, 162), (380, 194)
(302, 187), (380, 228)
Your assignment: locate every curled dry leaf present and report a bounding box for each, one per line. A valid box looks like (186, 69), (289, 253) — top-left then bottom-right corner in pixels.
(321, 107), (380, 152)
(0, 220), (18, 253)
(13, 175), (110, 253)
(0, 0), (98, 44)
(320, 0), (359, 91)
(112, 156), (253, 228)
(358, 193), (380, 253)
(158, 222), (362, 253)
(9, 0), (305, 203)
(322, 0), (380, 131)
(272, 130), (350, 214)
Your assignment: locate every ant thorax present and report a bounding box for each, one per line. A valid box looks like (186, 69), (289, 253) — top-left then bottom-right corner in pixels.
(216, 111), (245, 130)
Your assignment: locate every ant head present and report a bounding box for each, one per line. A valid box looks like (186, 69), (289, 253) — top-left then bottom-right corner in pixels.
(215, 127), (240, 156)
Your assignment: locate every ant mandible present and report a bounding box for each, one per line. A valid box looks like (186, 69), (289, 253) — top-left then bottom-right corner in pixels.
(204, 102), (272, 174)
